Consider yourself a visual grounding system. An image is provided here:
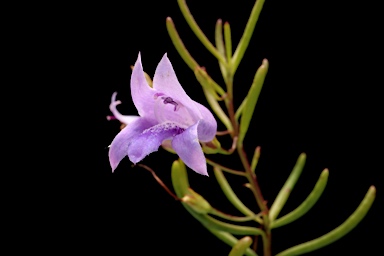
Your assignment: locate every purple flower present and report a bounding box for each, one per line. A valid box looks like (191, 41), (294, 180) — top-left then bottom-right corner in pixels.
(108, 53), (217, 176)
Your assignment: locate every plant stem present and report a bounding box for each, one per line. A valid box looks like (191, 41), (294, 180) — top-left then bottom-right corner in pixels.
(224, 75), (239, 138)
(237, 144), (271, 256)
(222, 32), (270, 255)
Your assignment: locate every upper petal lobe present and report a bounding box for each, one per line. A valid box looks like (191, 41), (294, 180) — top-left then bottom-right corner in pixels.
(131, 53), (156, 118)
(153, 54), (201, 122)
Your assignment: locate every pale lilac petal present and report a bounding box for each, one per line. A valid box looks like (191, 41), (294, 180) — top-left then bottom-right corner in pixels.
(152, 53), (190, 103)
(127, 122), (185, 164)
(172, 121), (208, 176)
(109, 117), (156, 171)
(153, 54), (201, 121)
(195, 102), (217, 142)
(131, 52), (156, 117)
(153, 95), (196, 127)
(109, 92), (140, 125)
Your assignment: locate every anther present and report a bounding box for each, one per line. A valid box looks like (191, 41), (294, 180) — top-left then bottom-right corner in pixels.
(162, 97), (179, 111)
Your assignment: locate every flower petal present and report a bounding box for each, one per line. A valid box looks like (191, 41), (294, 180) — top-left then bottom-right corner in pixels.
(109, 92), (140, 125)
(127, 122), (185, 164)
(153, 95), (195, 127)
(172, 121), (208, 176)
(153, 53), (201, 120)
(131, 52), (156, 118)
(109, 117), (156, 172)
(195, 102), (217, 142)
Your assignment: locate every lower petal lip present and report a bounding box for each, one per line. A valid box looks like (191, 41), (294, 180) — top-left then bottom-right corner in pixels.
(127, 122), (185, 164)
(109, 117), (156, 171)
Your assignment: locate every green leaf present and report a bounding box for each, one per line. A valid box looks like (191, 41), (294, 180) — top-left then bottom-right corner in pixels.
(213, 166), (262, 224)
(232, 0), (266, 73)
(166, 17), (199, 71)
(275, 186), (376, 256)
(171, 160), (264, 255)
(224, 22), (232, 63)
(194, 66), (226, 97)
(250, 146), (261, 173)
(177, 0), (226, 64)
(201, 86), (233, 133)
(271, 169), (328, 229)
(235, 96), (247, 120)
(194, 66), (232, 132)
(238, 59), (268, 146)
(269, 153), (306, 222)
(210, 208), (261, 222)
(208, 229), (258, 256)
(229, 236), (253, 256)
(203, 215), (265, 235)
(215, 19), (228, 83)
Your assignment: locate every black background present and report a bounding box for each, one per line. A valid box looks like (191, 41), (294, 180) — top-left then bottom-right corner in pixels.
(60, 1), (383, 255)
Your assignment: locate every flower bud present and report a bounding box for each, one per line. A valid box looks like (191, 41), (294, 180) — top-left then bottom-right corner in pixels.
(182, 188), (212, 214)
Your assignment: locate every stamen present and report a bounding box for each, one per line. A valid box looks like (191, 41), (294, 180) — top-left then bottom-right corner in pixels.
(161, 96), (179, 111)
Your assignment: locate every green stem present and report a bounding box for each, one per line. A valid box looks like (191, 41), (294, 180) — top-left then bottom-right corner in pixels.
(271, 169), (329, 229)
(232, 0), (265, 73)
(224, 76), (238, 138)
(269, 153), (306, 222)
(177, 0), (226, 64)
(276, 186), (376, 256)
(237, 146), (267, 214)
(237, 144), (271, 256)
